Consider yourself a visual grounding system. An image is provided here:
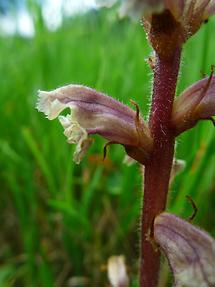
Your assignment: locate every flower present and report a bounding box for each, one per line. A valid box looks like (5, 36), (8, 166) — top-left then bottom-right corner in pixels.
(107, 256), (129, 287)
(154, 212), (215, 287)
(97, 0), (215, 26)
(171, 72), (215, 135)
(36, 84), (152, 164)
(97, 1), (215, 56)
(143, 0), (215, 57)
(161, 0), (215, 39)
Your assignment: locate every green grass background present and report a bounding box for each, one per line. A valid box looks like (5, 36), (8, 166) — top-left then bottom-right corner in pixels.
(0, 4), (215, 287)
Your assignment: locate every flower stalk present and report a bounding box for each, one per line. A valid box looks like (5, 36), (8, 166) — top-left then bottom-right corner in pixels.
(141, 48), (181, 287)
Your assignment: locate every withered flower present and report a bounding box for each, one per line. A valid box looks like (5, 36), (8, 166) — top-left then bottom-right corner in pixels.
(37, 85), (152, 164)
(154, 212), (215, 287)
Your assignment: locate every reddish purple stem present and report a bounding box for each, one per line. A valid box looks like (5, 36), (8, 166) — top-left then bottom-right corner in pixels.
(140, 48), (181, 287)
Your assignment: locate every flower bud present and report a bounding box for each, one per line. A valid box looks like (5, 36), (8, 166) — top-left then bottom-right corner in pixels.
(172, 74), (215, 135)
(154, 212), (215, 287)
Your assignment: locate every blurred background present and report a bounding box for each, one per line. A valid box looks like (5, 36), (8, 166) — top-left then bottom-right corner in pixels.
(0, 0), (215, 286)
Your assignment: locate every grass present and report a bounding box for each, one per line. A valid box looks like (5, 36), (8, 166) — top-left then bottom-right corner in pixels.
(0, 5), (215, 286)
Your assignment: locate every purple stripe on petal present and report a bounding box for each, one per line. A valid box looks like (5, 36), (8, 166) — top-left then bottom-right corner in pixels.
(66, 100), (135, 124)
(54, 85), (137, 120)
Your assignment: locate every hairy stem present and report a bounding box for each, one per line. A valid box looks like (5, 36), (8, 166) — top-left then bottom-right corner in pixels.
(140, 48), (181, 287)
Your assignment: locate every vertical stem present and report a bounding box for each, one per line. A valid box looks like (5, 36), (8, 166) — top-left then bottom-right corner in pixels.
(140, 49), (181, 287)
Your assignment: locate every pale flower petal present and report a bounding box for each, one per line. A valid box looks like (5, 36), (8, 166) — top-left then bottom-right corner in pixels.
(107, 256), (129, 287)
(204, 1), (215, 17)
(58, 114), (92, 164)
(36, 91), (66, 120)
(154, 212), (215, 287)
(73, 138), (93, 164)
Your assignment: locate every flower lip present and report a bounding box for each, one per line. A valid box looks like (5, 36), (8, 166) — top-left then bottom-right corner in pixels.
(36, 91), (66, 120)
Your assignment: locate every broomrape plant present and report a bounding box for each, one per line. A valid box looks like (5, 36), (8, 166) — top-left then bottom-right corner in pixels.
(37, 1), (215, 286)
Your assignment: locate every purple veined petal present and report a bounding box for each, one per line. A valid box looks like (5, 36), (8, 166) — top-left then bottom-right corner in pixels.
(177, 0), (211, 38)
(164, 0), (185, 20)
(143, 0), (214, 51)
(179, 0), (211, 35)
(36, 84), (152, 164)
(191, 0), (211, 9)
(174, 0), (211, 17)
(195, 77), (215, 118)
(37, 85), (136, 121)
(172, 74), (215, 134)
(154, 212), (215, 287)
(204, 1), (215, 18)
